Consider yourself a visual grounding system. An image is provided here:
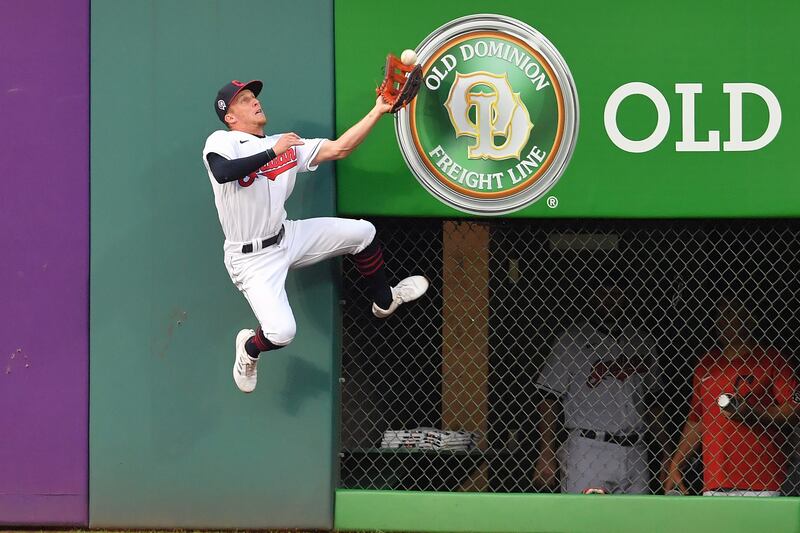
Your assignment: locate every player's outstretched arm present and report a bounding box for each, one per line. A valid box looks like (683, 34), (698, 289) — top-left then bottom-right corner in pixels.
(311, 97), (392, 165)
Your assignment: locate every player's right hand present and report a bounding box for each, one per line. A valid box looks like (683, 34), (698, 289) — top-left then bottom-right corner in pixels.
(273, 132), (304, 155)
(662, 466), (688, 494)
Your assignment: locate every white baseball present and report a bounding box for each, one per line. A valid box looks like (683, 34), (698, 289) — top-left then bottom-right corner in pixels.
(401, 49), (417, 66)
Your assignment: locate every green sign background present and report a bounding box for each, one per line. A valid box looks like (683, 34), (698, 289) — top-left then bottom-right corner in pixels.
(335, 0), (798, 218)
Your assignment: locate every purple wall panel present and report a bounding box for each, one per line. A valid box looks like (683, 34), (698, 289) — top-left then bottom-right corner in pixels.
(0, 0), (88, 525)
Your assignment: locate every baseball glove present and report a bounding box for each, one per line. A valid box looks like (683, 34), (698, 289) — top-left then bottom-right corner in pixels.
(376, 54), (422, 113)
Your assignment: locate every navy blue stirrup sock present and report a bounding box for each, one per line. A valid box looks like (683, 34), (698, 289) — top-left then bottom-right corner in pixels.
(354, 240), (392, 310)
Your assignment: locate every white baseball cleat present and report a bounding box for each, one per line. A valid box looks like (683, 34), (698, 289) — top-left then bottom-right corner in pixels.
(372, 275), (429, 318)
(233, 328), (258, 393)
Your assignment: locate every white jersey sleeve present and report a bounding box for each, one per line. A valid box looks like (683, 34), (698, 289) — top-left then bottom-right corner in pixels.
(295, 138), (327, 173)
(202, 130), (237, 161)
(536, 330), (574, 398)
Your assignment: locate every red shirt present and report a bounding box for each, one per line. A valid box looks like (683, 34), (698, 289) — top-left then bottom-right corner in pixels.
(689, 346), (798, 492)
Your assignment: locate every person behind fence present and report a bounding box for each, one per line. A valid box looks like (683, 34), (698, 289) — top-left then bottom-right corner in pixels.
(533, 273), (664, 494)
(664, 294), (800, 496)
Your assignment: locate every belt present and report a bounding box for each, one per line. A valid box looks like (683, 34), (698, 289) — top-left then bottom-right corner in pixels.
(579, 429), (639, 447)
(241, 226), (284, 254)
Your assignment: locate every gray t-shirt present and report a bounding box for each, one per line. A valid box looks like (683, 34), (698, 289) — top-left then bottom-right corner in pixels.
(536, 321), (662, 434)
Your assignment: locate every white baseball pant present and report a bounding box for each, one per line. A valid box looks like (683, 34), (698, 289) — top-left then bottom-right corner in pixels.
(559, 431), (649, 494)
(224, 217), (375, 346)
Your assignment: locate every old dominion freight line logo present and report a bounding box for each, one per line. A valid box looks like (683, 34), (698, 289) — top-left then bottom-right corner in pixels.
(396, 14), (579, 215)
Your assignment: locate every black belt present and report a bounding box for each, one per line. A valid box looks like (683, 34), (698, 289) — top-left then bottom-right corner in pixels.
(579, 429), (639, 447)
(241, 226), (284, 254)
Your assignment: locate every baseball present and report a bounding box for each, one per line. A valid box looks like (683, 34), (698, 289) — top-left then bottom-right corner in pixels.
(717, 393), (732, 408)
(401, 49), (417, 66)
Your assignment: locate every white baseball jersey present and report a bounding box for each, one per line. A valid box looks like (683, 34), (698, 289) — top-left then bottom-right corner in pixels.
(201, 128), (375, 348)
(536, 321), (662, 434)
(202, 130), (326, 244)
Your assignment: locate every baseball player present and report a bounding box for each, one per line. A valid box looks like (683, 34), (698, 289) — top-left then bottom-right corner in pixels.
(534, 275), (663, 494)
(664, 295), (799, 496)
(202, 79), (428, 393)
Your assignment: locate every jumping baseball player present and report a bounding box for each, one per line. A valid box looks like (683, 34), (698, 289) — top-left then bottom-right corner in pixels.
(664, 295), (799, 496)
(534, 275), (663, 494)
(202, 79), (428, 393)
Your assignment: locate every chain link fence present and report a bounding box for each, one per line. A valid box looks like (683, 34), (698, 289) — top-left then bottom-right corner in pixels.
(339, 218), (800, 495)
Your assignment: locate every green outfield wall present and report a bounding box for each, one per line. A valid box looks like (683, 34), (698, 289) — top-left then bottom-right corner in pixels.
(335, 0), (800, 218)
(90, 1), (337, 528)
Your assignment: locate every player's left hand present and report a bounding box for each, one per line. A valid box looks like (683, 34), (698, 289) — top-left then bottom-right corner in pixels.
(375, 54), (422, 113)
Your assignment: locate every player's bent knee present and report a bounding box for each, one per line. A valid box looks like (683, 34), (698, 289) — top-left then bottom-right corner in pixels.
(267, 333), (295, 347)
(266, 323), (297, 347)
(356, 219), (377, 248)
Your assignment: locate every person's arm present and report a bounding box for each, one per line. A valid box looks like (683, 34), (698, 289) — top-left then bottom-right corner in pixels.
(532, 331), (573, 491)
(723, 399), (799, 427)
(663, 418), (702, 494)
(648, 403), (673, 486)
(533, 397), (561, 491)
(206, 133), (304, 184)
(311, 97), (392, 165)
(206, 151), (276, 184)
(663, 358), (706, 494)
(723, 353), (800, 428)
(643, 340), (673, 482)
(757, 402), (799, 425)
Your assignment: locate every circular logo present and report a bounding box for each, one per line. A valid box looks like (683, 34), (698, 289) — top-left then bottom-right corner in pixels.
(217, 99), (227, 111)
(395, 14), (579, 216)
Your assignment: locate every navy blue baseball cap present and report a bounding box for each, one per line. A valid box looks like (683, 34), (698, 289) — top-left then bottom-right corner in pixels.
(214, 79), (263, 123)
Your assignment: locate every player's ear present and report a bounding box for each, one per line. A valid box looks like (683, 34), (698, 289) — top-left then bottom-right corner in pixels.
(224, 113), (236, 127)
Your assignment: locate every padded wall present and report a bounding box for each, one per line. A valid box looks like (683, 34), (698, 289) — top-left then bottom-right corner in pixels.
(90, 0), (337, 528)
(0, 0), (89, 525)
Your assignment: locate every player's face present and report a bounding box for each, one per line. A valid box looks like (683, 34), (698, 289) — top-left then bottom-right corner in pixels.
(225, 90), (267, 129)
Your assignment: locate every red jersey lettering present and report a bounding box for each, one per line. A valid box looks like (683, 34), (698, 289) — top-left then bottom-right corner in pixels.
(587, 356), (648, 388)
(238, 147), (299, 187)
